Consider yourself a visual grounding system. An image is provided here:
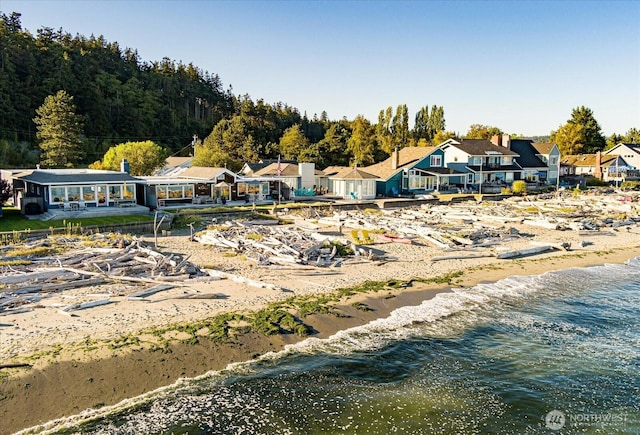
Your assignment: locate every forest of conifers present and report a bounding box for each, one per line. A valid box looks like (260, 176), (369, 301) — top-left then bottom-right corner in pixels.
(0, 12), (456, 171)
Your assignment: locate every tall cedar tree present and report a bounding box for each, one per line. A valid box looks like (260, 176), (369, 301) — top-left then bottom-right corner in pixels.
(33, 90), (84, 168)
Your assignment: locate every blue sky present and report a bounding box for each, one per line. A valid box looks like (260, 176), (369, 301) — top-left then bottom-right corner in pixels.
(2, 0), (639, 137)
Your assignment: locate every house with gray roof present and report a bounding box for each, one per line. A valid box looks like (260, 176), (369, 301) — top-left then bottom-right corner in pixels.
(438, 135), (521, 192)
(10, 168), (144, 216)
(531, 142), (561, 185)
(510, 140), (561, 186)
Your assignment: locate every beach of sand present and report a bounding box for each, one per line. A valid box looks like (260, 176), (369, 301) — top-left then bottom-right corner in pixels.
(1, 193), (640, 434)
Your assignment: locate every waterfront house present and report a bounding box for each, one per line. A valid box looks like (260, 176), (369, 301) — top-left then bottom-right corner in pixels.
(560, 153), (632, 183)
(328, 167), (378, 200)
(321, 166), (349, 194)
(510, 140), (561, 186)
(247, 162), (320, 200)
(363, 146), (466, 197)
(142, 166), (237, 207)
(438, 135), (521, 193)
(10, 168), (142, 216)
(531, 142), (561, 186)
(603, 143), (640, 169)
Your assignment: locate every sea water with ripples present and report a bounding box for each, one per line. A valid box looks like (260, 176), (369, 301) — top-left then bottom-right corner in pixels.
(24, 258), (640, 434)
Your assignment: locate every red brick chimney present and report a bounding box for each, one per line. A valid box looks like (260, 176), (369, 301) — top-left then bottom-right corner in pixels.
(490, 135), (501, 146)
(594, 151), (603, 180)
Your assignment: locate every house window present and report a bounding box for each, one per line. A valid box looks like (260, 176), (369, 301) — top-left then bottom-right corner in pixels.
(362, 181), (375, 196)
(168, 185), (184, 198)
(109, 185), (122, 199)
(430, 155), (442, 167)
(51, 187), (65, 203)
(247, 184), (260, 195)
(550, 156), (558, 165)
(124, 184), (135, 199)
(156, 186), (167, 199)
(67, 186), (81, 201)
(82, 186), (96, 201)
(236, 182), (248, 196)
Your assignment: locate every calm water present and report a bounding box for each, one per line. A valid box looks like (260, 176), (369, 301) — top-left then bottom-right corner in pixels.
(23, 258), (640, 434)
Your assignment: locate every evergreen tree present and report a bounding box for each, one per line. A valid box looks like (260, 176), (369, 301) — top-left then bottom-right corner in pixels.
(568, 106), (605, 153)
(622, 128), (640, 143)
(33, 90), (84, 167)
(317, 123), (350, 166)
(606, 133), (624, 150)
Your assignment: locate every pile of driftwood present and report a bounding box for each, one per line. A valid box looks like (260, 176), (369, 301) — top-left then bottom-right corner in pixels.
(195, 221), (391, 267)
(314, 209), (527, 251)
(0, 234), (211, 316)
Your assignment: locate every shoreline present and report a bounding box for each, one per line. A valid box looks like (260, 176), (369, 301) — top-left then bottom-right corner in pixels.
(2, 244), (639, 434)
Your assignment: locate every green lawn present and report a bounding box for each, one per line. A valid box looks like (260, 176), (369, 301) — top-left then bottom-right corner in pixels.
(0, 207), (153, 232)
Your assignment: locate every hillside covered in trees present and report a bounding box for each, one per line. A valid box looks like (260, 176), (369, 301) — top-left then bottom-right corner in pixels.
(0, 12), (233, 167)
(0, 12), (451, 171)
(1, 11), (637, 172)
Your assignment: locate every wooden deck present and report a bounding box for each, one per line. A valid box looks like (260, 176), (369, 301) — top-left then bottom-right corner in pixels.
(32, 204), (151, 221)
